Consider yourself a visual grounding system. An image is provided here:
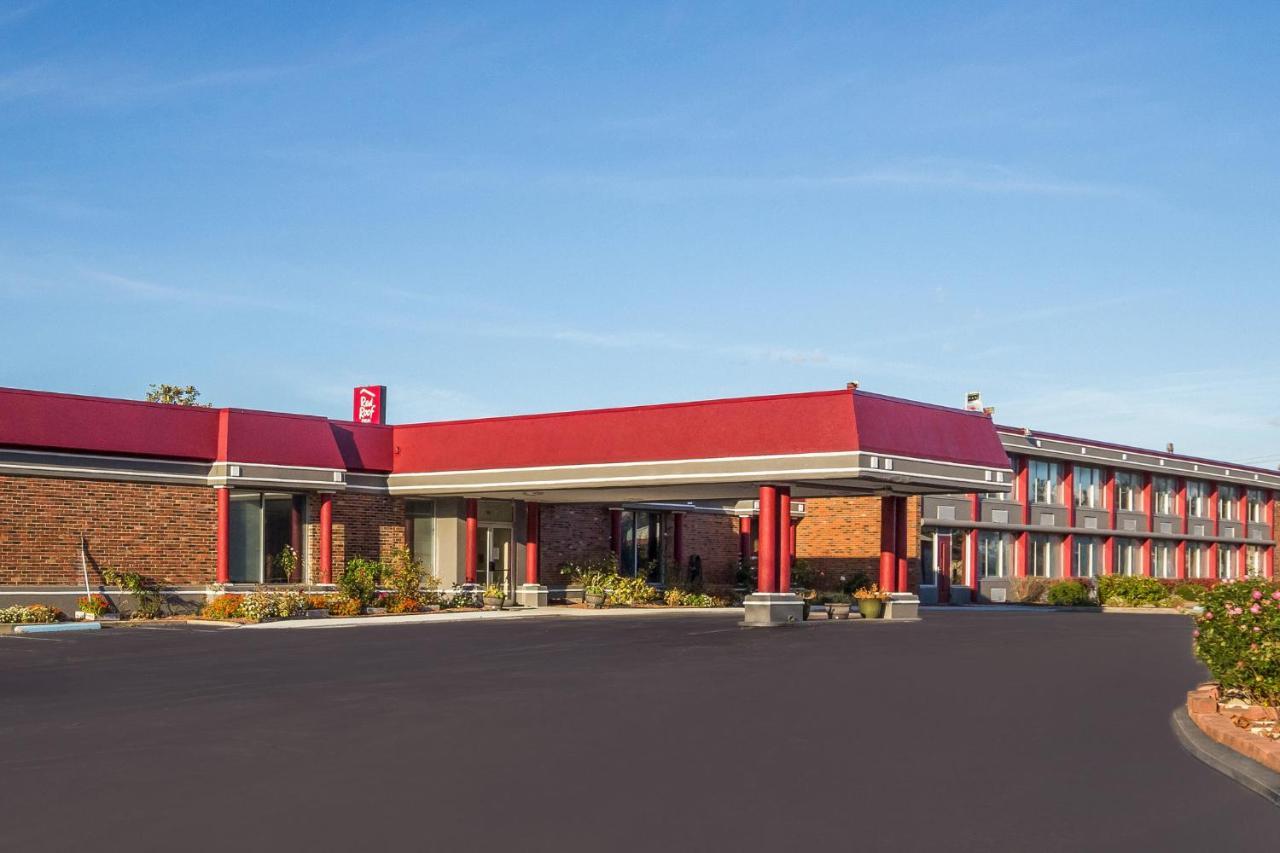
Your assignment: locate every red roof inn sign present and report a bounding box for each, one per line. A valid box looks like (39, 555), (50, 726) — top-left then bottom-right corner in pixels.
(353, 385), (386, 425)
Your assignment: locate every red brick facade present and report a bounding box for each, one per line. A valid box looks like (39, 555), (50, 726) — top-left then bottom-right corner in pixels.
(305, 492), (406, 582)
(538, 504), (613, 583)
(0, 473), (215, 585)
(794, 496), (922, 590)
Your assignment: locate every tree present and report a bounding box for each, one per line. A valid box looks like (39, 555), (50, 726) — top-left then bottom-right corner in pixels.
(144, 384), (209, 407)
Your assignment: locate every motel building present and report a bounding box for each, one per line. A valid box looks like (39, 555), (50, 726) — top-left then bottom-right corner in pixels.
(1, 382), (1274, 621)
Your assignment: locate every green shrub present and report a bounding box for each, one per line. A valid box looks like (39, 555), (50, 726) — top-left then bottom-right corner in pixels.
(1194, 581), (1280, 706)
(841, 572), (873, 595)
(338, 557), (383, 607)
(664, 588), (727, 607)
(606, 574), (658, 606)
(103, 567), (165, 619)
(1174, 583), (1204, 601)
(1046, 580), (1091, 607)
(1096, 575), (1166, 607)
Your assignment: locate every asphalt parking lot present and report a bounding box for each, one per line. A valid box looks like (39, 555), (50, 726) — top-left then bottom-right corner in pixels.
(1, 609), (1274, 851)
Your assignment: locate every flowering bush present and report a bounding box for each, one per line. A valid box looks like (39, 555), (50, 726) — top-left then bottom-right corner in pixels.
(76, 594), (111, 616)
(606, 575), (658, 606)
(201, 594), (243, 620)
(306, 594), (330, 611)
(326, 595), (363, 616)
(387, 596), (423, 614)
(664, 588), (727, 607)
(234, 589), (308, 622)
(0, 604), (63, 624)
(1194, 581), (1280, 707)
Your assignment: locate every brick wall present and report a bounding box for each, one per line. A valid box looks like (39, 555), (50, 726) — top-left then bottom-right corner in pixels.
(795, 496), (922, 590)
(306, 492), (406, 582)
(677, 512), (741, 587)
(0, 473), (215, 585)
(538, 504), (613, 583)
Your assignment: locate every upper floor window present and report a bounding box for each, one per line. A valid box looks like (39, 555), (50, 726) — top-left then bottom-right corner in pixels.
(1029, 460), (1062, 505)
(1186, 480), (1210, 518)
(1074, 466), (1105, 509)
(1247, 489), (1268, 524)
(1153, 476), (1177, 516)
(1218, 485), (1240, 521)
(1114, 471), (1144, 513)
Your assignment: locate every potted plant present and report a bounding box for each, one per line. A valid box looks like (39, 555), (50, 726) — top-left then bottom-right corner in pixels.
(482, 584), (505, 610)
(75, 593), (111, 622)
(855, 584), (889, 619)
(824, 592), (852, 620)
(583, 573), (607, 608)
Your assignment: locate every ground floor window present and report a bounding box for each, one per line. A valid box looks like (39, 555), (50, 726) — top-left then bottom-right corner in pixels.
(1072, 535), (1104, 578)
(1218, 544), (1239, 579)
(1187, 543), (1211, 579)
(1152, 541), (1175, 579)
(619, 510), (663, 581)
(1246, 544), (1266, 578)
(405, 499), (436, 572)
(1029, 533), (1060, 578)
(977, 531), (1013, 578)
(230, 491), (306, 583)
(1113, 537), (1141, 577)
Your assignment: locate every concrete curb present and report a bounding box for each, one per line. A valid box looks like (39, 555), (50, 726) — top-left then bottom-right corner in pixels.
(11, 622), (103, 635)
(240, 606), (744, 630)
(1171, 707), (1280, 808)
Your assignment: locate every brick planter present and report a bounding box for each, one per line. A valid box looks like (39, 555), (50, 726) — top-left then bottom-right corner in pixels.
(1186, 683), (1280, 774)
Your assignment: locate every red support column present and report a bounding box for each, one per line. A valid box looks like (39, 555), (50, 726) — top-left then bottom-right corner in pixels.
(525, 502), (540, 585)
(319, 492), (333, 584)
(1016, 457), (1029, 578)
(673, 513), (685, 568)
(739, 516), (752, 563)
(1062, 463), (1074, 579)
(895, 496), (909, 593)
(1209, 542), (1219, 579)
(879, 497), (896, 590)
(1209, 483), (1219, 538)
(1268, 492), (1277, 580)
(1176, 540), (1187, 579)
(777, 489), (792, 594)
(968, 493), (980, 596)
(1141, 538), (1152, 577)
(756, 485), (778, 594)
(1143, 474), (1154, 576)
(215, 487), (230, 584)
(465, 498), (479, 584)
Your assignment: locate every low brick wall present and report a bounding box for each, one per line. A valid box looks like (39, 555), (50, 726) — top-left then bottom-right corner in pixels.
(1186, 683), (1280, 773)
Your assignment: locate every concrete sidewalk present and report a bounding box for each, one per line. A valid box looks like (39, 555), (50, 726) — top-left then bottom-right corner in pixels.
(240, 605), (741, 630)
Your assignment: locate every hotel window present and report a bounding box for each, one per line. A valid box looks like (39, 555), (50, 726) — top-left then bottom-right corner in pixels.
(1074, 466), (1105, 509)
(1029, 460), (1062, 505)
(977, 531), (1014, 578)
(1187, 543), (1211, 579)
(1152, 541), (1176, 579)
(1114, 471), (1144, 512)
(1247, 489), (1268, 524)
(1186, 480), (1210, 518)
(1153, 476), (1177, 516)
(1113, 537), (1142, 576)
(405, 500), (436, 573)
(1246, 545), (1266, 579)
(1029, 533), (1061, 577)
(1217, 544), (1239, 579)
(1072, 535), (1104, 578)
(229, 492), (307, 584)
(1218, 485), (1239, 521)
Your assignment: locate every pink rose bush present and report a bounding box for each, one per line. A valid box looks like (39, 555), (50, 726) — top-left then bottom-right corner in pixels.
(1194, 580), (1280, 706)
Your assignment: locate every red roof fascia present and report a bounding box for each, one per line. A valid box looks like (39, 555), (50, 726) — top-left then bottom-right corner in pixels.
(853, 391), (1012, 469)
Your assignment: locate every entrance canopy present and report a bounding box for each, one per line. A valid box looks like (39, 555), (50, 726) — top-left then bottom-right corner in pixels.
(0, 385), (1012, 501)
(388, 388), (1012, 503)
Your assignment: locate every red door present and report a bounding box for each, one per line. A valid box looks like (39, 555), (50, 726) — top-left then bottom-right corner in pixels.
(936, 533), (952, 604)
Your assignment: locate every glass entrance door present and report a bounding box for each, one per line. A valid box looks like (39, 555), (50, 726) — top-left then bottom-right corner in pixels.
(474, 525), (513, 599)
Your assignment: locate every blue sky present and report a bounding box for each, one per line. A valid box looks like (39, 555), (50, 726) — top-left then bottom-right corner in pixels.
(3, 2), (1279, 464)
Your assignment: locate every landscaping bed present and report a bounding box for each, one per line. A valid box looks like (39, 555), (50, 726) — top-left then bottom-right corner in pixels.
(1186, 683), (1280, 774)
(1184, 579), (1280, 775)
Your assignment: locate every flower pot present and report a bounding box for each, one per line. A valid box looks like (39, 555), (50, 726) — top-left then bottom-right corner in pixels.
(483, 596), (504, 611)
(584, 592), (606, 609)
(857, 599), (884, 619)
(827, 603), (851, 620)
